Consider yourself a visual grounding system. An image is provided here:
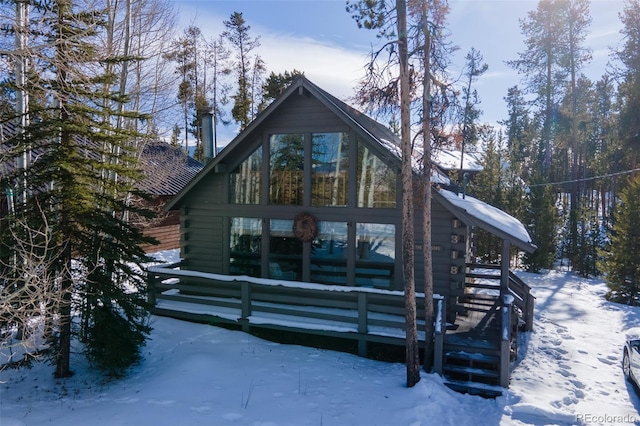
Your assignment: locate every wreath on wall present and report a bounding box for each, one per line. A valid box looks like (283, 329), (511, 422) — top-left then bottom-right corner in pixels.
(293, 212), (319, 242)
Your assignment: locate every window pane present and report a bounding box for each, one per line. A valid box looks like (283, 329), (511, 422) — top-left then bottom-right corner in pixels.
(310, 221), (348, 284)
(230, 146), (262, 204)
(355, 223), (395, 288)
(312, 133), (349, 207)
(356, 143), (397, 208)
(270, 134), (304, 205)
(230, 218), (262, 277)
(269, 219), (302, 280)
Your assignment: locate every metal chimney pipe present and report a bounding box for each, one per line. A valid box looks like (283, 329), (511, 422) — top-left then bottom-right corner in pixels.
(201, 112), (214, 163)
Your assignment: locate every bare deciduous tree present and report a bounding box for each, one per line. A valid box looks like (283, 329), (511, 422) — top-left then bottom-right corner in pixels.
(0, 205), (65, 370)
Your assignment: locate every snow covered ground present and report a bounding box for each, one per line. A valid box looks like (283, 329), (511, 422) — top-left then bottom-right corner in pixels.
(1, 251), (639, 425)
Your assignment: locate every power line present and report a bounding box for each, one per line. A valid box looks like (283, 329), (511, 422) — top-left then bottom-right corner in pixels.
(528, 168), (640, 187)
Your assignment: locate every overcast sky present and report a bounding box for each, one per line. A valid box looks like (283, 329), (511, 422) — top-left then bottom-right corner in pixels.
(173, 0), (627, 146)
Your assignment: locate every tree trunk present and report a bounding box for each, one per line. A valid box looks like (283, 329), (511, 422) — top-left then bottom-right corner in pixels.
(397, 0), (420, 388)
(420, 0), (435, 373)
(55, 240), (73, 378)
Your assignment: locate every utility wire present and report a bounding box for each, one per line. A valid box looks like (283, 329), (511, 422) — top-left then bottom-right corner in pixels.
(528, 167), (640, 187)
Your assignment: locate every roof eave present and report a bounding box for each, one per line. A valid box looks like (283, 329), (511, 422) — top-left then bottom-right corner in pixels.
(433, 189), (537, 254)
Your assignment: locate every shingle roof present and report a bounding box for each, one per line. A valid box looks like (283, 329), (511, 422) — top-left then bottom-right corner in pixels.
(137, 141), (203, 196)
(0, 122), (201, 196)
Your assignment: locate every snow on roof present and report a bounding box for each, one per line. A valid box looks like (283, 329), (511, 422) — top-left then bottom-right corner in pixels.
(376, 137), (450, 185)
(433, 149), (483, 172)
(437, 188), (535, 251)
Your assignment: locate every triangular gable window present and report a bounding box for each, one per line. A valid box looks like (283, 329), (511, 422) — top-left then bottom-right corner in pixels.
(230, 145), (262, 204)
(357, 142), (397, 208)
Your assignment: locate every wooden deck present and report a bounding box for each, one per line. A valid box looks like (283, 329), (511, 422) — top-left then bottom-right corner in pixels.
(147, 263), (446, 358)
(146, 262), (534, 392)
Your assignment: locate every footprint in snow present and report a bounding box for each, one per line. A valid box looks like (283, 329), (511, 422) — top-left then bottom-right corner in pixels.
(598, 357), (616, 365)
(558, 368), (575, 378)
(570, 379), (586, 390)
(551, 397), (577, 408)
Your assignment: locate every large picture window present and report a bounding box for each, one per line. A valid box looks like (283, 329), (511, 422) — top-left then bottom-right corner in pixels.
(311, 132), (349, 207)
(229, 218), (262, 277)
(357, 143), (397, 208)
(225, 133), (400, 289)
(230, 146), (262, 204)
(355, 223), (396, 288)
(270, 134), (304, 205)
(310, 221), (348, 284)
(269, 219), (302, 280)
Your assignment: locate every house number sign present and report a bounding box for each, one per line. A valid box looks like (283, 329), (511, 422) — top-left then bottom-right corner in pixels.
(293, 212), (319, 242)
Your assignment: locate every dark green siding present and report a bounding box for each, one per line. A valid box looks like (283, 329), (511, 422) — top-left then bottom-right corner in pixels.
(412, 193), (470, 319)
(181, 205), (224, 274)
(175, 86), (471, 303)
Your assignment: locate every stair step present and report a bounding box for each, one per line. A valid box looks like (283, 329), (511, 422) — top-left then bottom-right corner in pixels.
(459, 293), (499, 302)
(464, 282), (501, 290)
(444, 381), (503, 398)
(444, 364), (501, 387)
(461, 299), (497, 307)
(444, 364), (499, 379)
(461, 306), (495, 313)
(445, 350), (499, 364)
(460, 300), (498, 307)
(445, 340), (501, 354)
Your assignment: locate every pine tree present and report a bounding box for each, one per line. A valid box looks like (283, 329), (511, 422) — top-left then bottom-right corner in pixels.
(458, 48), (488, 176)
(223, 12), (261, 130)
(616, 0), (640, 170)
(347, 0), (456, 379)
(589, 75), (622, 223)
(523, 178), (559, 272)
(261, 69), (304, 110)
(599, 176), (640, 305)
(2, 0), (155, 377)
(204, 34), (232, 157)
(469, 126), (504, 262)
(575, 207), (603, 278)
(346, 0), (421, 387)
(164, 26), (199, 155)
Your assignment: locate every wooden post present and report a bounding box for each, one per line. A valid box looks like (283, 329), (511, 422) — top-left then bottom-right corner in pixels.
(357, 292), (368, 357)
(500, 297), (513, 388)
(147, 272), (156, 306)
(525, 293), (535, 332)
(240, 281), (251, 333)
(433, 297), (445, 375)
(500, 240), (510, 296)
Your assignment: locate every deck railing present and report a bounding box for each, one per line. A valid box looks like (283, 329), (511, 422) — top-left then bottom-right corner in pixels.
(147, 264), (445, 363)
(465, 263), (535, 332)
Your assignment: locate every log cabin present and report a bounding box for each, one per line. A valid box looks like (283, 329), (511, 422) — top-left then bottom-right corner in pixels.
(150, 76), (537, 394)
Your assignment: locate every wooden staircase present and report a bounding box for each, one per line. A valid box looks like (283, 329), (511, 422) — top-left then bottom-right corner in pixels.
(441, 292), (505, 397)
(433, 263), (535, 396)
